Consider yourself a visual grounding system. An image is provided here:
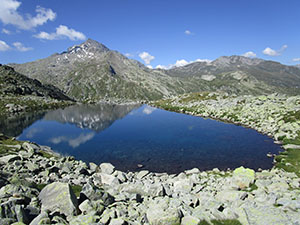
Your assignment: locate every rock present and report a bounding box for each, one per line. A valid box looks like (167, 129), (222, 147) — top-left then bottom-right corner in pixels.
(100, 163), (115, 174)
(14, 205), (28, 224)
(22, 142), (36, 153)
(24, 205), (40, 222)
(185, 168), (200, 175)
(282, 144), (300, 150)
(181, 215), (200, 225)
(29, 212), (50, 225)
(69, 212), (100, 225)
(110, 218), (127, 225)
(232, 167), (255, 189)
(238, 206), (291, 225)
(81, 183), (114, 206)
(173, 179), (193, 193)
(0, 155), (21, 164)
(100, 173), (120, 186)
(136, 170), (149, 180)
(89, 162), (98, 172)
(38, 182), (78, 217)
(215, 190), (246, 202)
(0, 218), (16, 225)
(79, 199), (94, 214)
(146, 198), (181, 225)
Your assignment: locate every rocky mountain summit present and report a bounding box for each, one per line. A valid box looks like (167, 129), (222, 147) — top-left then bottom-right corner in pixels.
(11, 39), (183, 102)
(11, 39), (300, 102)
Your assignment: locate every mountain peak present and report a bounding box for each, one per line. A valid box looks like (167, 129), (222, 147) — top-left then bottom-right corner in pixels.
(66, 38), (110, 55)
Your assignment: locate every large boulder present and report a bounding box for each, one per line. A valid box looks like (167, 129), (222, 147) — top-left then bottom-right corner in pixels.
(99, 163), (115, 174)
(146, 197), (181, 225)
(38, 182), (78, 217)
(68, 212), (100, 225)
(232, 167), (255, 189)
(80, 182), (114, 206)
(0, 155), (21, 164)
(181, 215), (200, 225)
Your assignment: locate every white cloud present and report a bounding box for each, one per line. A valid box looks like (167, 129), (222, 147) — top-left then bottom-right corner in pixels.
(0, 0), (56, 30)
(0, 40), (10, 51)
(292, 58), (300, 62)
(263, 47), (278, 56)
(146, 65), (153, 69)
(155, 65), (167, 69)
(25, 128), (41, 138)
(263, 45), (287, 56)
(125, 53), (133, 57)
(155, 58), (212, 70)
(185, 30), (192, 35)
(242, 51), (256, 58)
(34, 25), (86, 41)
(49, 132), (95, 148)
(143, 106), (156, 115)
(139, 51), (155, 65)
(174, 59), (189, 67)
(13, 42), (33, 52)
(2, 28), (11, 34)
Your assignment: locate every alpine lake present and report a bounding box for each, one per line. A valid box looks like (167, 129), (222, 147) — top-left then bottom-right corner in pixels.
(1, 103), (282, 174)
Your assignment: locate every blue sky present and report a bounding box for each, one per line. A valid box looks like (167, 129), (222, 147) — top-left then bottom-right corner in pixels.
(0, 0), (300, 68)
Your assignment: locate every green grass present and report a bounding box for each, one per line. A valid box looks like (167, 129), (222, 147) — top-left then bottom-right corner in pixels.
(71, 185), (82, 197)
(39, 150), (56, 159)
(275, 148), (300, 176)
(200, 220), (242, 225)
(0, 137), (22, 156)
(275, 133), (300, 177)
(178, 92), (218, 103)
(245, 183), (258, 192)
(283, 110), (300, 123)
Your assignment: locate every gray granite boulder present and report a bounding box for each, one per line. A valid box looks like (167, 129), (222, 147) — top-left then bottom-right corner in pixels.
(38, 182), (78, 217)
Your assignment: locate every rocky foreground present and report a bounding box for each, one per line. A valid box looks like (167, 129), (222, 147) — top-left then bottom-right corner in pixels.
(0, 134), (300, 225)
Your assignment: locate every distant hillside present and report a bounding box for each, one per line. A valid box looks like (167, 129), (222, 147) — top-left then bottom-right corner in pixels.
(10, 40), (300, 101)
(0, 65), (72, 101)
(165, 56), (300, 95)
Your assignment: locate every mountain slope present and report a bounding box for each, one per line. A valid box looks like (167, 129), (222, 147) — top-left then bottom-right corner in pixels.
(0, 65), (72, 101)
(11, 40), (300, 100)
(11, 39), (183, 102)
(165, 56), (300, 95)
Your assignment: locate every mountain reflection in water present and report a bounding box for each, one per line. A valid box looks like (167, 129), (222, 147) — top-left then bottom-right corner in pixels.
(11, 103), (282, 174)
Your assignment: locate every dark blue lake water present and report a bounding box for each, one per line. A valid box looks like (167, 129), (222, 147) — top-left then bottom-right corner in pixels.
(13, 103), (281, 173)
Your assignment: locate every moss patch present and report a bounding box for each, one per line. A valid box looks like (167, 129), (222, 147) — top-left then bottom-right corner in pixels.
(200, 220), (242, 225)
(71, 185), (82, 198)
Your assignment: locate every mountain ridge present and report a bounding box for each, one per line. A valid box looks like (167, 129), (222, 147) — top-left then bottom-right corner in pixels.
(10, 39), (300, 101)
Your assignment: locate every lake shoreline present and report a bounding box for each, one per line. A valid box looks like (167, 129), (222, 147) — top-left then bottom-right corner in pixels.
(1, 92), (300, 224)
(151, 92), (300, 176)
(1, 134), (300, 225)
